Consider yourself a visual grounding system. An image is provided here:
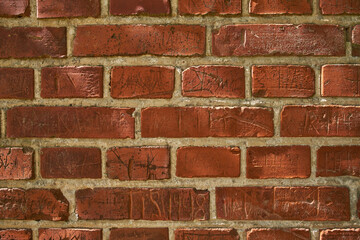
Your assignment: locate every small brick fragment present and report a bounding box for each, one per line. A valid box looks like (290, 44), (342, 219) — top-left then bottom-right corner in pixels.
(250, 0), (312, 14)
(0, 148), (33, 180)
(320, 229), (360, 239)
(352, 25), (360, 56)
(0, 0), (30, 17)
(110, 228), (169, 240)
(247, 228), (310, 240)
(37, 0), (100, 18)
(320, 0), (360, 14)
(178, 0), (241, 15)
(39, 229), (102, 240)
(110, 0), (170, 15)
(175, 228), (239, 240)
(0, 229), (32, 240)
(0, 68), (34, 99)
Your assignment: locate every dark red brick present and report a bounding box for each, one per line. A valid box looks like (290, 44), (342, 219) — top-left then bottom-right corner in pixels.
(106, 147), (170, 180)
(0, 0), (30, 17)
(0, 229), (32, 240)
(0, 68), (34, 99)
(182, 66), (245, 98)
(41, 148), (102, 179)
(252, 65), (315, 98)
(141, 107), (274, 138)
(73, 25), (205, 57)
(216, 187), (350, 220)
(176, 147), (240, 178)
(281, 106), (360, 137)
(352, 25), (360, 56)
(111, 66), (174, 99)
(37, 0), (100, 18)
(110, 0), (170, 15)
(110, 228), (169, 240)
(213, 24), (345, 56)
(178, 0), (241, 15)
(7, 107), (135, 138)
(39, 229), (102, 240)
(0, 27), (67, 58)
(320, 229), (360, 239)
(250, 0), (312, 14)
(76, 188), (209, 220)
(320, 0), (360, 14)
(247, 146), (311, 179)
(247, 228), (310, 240)
(41, 66), (103, 98)
(175, 229), (239, 240)
(0, 148), (33, 180)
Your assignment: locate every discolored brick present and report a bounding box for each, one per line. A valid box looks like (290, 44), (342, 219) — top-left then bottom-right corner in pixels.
(320, 229), (360, 239)
(320, 0), (360, 14)
(352, 26), (360, 56)
(247, 228), (310, 240)
(0, 68), (34, 99)
(37, 0), (100, 18)
(38, 229), (102, 240)
(110, 228), (169, 240)
(0, 0), (30, 17)
(110, 0), (171, 15)
(0, 148), (33, 180)
(250, 0), (312, 14)
(178, 0), (241, 15)
(175, 228), (239, 240)
(0, 229), (32, 240)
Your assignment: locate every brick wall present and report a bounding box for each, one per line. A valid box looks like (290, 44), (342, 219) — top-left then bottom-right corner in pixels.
(1, 0), (360, 239)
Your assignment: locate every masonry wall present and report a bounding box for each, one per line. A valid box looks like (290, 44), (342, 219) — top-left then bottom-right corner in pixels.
(1, 0), (360, 239)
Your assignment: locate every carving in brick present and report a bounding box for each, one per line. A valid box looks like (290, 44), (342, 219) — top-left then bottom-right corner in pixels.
(320, 229), (360, 239)
(247, 228), (310, 240)
(110, 228), (169, 240)
(0, 0), (30, 17)
(0, 229), (32, 240)
(37, 0), (100, 18)
(39, 229), (102, 240)
(0, 148), (33, 180)
(353, 25), (360, 56)
(110, 0), (171, 15)
(250, 0), (312, 14)
(0, 68), (34, 99)
(175, 229), (239, 240)
(106, 147), (170, 180)
(320, 0), (360, 14)
(178, 0), (241, 15)
(76, 188), (210, 220)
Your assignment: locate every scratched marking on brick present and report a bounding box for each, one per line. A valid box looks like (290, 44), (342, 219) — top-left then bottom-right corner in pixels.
(0, 68), (34, 99)
(175, 228), (239, 240)
(178, 0), (241, 15)
(76, 188), (209, 220)
(320, 229), (360, 239)
(246, 228), (310, 240)
(320, 0), (360, 14)
(216, 187), (350, 220)
(110, 228), (169, 240)
(0, 229), (32, 240)
(250, 0), (312, 14)
(0, 148), (33, 180)
(38, 229), (102, 240)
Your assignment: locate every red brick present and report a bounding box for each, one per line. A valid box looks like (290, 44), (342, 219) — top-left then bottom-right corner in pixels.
(250, 0), (312, 14)
(73, 25), (205, 57)
(317, 146), (360, 177)
(0, 188), (69, 221)
(178, 0), (241, 15)
(247, 228), (310, 240)
(182, 66), (245, 98)
(0, 229), (32, 240)
(37, 0), (100, 18)
(281, 106), (360, 137)
(0, 68), (34, 99)
(252, 65), (315, 98)
(176, 147), (240, 178)
(106, 147), (170, 180)
(320, 0), (360, 14)
(7, 107), (135, 138)
(41, 148), (102, 179)
(39, 229), (102, 240)
(322, 65), (360, 97)
(141, 107), (274, 138)
(0, 148), (33, 180)
(247, 146), (311, 179)
(0, 0), (30, 17)
(76, 188), (209, 220)
(0, 27), (66, 59)
(212, 24), (345, 56)
(352, 25), (360, 56)
(175, 229), (239, 240)
(320, 229), (360, 239)
(110, 228), (169, 240)
(41, 66), (103, 98)
(216, 187), (350, 220)
(110, 0), (170, 15)
(111, 66), (174, 99)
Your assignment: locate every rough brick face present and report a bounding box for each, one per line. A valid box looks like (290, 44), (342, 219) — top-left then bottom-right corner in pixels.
(141, 107), (274, 138)
(106, 147), (170, 180)
(246, 146), (311, 179)
(37, 0), (101, 18)
(41, 66), (103, 98)
(110, 0), (171, 15)
(38, 229), (102, 240)
(213, 25), (345, 56)
(216, 187), (350, 220)
(76, 188), (210, 220)
(250, 0), (312, 14)
(178, 0), (242, 15)
(0, 27), (67, 58)
(320, 229), (360, 239)
(182, 66), (245, 98)
(0, 0), (30, 17)
(0, 68), (34, 99)
(73, 25), (205, 57)
(320, 0), (360, 14)
(110, 228), (169, 240)
(0, 229), (32, 240)
(352, 25), (360, 56)
(0, 148), (33, 180)
(247, 228), (310, 240)
(7, 107), (135, 138)
(176, 147), (241, 178)
(111, 66), (174, 99)
(175, 229), (239, 240)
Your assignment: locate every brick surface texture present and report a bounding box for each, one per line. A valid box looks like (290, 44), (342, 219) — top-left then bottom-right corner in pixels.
(1, 0), (359, 239)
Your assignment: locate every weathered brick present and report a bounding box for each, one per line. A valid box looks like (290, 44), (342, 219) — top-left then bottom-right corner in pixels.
(110, 0), (170, 15)
(178, 0), (241, 15)
(73, 25), (205, 57)
(175, 229), (239, 240)
(110, 228), (169, 240)
(252, 65), (315, 98)
(176, 147), (241, 178)
(76, 188), (209, 220)
(247, 228), (310, 240)
(0, 229), (32, 240)
(0, 0), (30, 17)
(317, 146), (360, 177)
(0, 188), (69, 221)
(216, 187), (350, 220)
(320, 0), (360, 14)
(106, 147), (170, 180)
(7, 107), (135, 138)
(111, 66), (174, 99)
(37, 0), (100, 18)
(141, 107), (274, 138)
(41, 148), (102, 179)
(0, 68), (34, 99)
(41, 66), (103, 98)
(213, 25), (345, 56)
(322, 65), (360, 97)
(182, 66), (245, 98)
(0, 27), (67, 58)
(250, 0), (312, 14)
(320, 229), (360, 239)
(281, 106), (360, 137)
(352, 25), (360, 56)
(0, 148), (33, 180)
(39, 229), (102, 240)
(247, 146), (311, 179)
